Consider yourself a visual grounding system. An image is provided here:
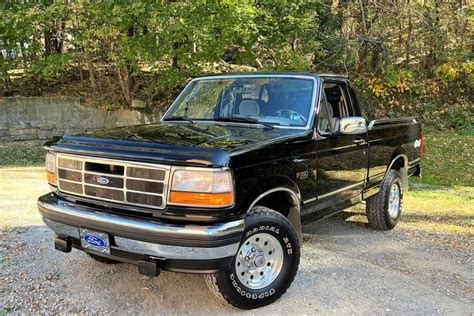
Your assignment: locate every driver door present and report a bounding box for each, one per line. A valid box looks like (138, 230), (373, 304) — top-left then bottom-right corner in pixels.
(314, 80), (368, 211)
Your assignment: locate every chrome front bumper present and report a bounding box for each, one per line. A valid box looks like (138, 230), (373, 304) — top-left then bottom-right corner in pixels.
(38, 193), (244, 263)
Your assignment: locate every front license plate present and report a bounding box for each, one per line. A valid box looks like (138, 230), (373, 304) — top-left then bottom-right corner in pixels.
(80, 229), (111, 254)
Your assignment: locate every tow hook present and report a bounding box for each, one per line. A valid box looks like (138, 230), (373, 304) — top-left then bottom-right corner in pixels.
(54, 236), (71, 253)
(138, 258), (163, 277)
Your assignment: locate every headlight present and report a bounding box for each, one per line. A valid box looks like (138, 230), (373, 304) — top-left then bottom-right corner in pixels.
(45, 152), (57, 185)
(169, 168), (234, 207)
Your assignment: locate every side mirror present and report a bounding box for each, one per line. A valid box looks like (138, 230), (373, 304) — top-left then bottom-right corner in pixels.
(338, 117), (367, 135)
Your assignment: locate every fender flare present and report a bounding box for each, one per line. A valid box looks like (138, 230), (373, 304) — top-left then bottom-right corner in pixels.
(384, 154), (408, 189)
(247, 187), (302, 244)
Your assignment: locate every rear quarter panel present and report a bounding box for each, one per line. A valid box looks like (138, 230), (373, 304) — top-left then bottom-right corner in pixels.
(367, 119), (422, 186)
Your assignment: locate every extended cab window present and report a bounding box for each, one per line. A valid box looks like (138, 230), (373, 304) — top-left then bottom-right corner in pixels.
(318, 82), (353, 133)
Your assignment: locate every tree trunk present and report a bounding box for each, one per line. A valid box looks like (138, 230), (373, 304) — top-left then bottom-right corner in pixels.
(291, 38), (297, 51)
(404, 1), (412, 67)
(357, 45), (368, 73)
(172, 42), (180, 70)
(423, 0), (441, 72)
(44, 30), (52, 57)
(118, 65), (133, 106)
(78, 52), (84, 84)
(44, 18), (65, 56)
(86, 54), (97, 89)
(1, 73), (11, 92)
(54, 21), (66, 54)
(356, 0), (369, 73)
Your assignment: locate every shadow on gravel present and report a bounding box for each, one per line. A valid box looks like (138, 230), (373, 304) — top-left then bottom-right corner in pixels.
(1, 214), (472, 314)
(302, 211), (374, 236)
(2, 215), (371, 313)
(1, 225), (233, 313)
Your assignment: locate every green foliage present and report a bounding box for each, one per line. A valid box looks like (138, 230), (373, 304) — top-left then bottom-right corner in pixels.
(419, 131), (474, 187)
(0, 140), (46, 167)
(28, 53), (72, 79)
(0, 0), (472, 130)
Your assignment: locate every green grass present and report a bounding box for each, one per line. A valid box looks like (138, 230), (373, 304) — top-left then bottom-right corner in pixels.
(402, 182), (473, 236)
(348, 181), (473, 237)
(420, 131), (474, 186)
(0, 140), (46, 167)
(0, 307), (15, 315)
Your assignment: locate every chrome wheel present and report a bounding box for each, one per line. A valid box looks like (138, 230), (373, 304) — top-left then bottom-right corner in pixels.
(235, 233), (284, 290)
(388, 183), (400, 219)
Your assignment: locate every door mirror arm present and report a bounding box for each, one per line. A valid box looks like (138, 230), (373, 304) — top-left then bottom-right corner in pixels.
(338, 117), (368, 135)
(316, 117), (367, 137)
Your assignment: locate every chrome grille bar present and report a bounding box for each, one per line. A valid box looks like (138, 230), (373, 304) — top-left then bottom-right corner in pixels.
(56, 154), (170, 209)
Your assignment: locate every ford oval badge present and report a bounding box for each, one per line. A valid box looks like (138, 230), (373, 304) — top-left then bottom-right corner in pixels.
(83, 234), (107, 247)
(96, 176), (110, 185)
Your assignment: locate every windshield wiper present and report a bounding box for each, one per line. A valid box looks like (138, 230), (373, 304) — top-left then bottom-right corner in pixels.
(163, 116), (194, 123)
(214, 116), (275, 129)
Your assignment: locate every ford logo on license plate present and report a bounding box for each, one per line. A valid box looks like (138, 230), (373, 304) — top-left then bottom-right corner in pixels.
(80, 229), (111, 254)
(83, 234), (107, 247)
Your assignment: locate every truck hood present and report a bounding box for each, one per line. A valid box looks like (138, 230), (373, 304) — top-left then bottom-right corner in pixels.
(45, 122), (310, 167)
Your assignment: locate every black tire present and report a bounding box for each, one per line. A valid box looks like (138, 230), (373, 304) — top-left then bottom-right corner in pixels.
(366, 169), (403, 230)
(87, 253), (121, 264)
(205, 206), (300, 309)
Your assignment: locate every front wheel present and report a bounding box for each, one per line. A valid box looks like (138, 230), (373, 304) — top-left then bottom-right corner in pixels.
(205, 206), (300, 309)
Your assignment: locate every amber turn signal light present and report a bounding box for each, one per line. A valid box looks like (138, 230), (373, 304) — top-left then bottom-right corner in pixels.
(169, 191), (233, 207)
(47, 170), (57, 185)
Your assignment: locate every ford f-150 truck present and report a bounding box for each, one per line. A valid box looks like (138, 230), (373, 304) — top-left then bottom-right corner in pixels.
(38, 73), (423, 309)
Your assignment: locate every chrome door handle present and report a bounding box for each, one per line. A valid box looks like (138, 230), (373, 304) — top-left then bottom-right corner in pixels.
(292, 158), (308, 163)
(354, 138), (366, 144)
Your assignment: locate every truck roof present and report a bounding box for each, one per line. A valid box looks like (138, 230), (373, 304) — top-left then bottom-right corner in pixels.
(195, 71), (348, 80)
(318, 73), (348, 80)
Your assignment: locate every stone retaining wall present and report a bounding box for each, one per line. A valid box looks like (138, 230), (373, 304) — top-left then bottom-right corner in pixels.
(0, 97), (156, 141)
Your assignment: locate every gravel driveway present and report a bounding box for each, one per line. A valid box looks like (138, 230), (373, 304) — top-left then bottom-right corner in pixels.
(1, 212), (472, 314)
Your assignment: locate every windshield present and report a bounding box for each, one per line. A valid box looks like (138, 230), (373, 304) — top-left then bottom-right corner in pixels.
(164, 77), (314, 127)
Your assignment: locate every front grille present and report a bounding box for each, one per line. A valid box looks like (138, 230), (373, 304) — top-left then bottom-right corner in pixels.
(56, 154), (170, 209)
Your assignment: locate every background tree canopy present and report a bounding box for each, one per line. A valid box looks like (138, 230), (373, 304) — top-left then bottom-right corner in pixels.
(0, 0), (472, 131)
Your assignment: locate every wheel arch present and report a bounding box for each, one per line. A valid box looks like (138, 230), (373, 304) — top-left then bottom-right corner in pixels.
(384, 152), (409, 189)
(247, 187), (302, 244)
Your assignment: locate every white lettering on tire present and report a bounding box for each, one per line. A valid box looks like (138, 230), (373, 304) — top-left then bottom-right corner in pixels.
(230, 273), (276, 299)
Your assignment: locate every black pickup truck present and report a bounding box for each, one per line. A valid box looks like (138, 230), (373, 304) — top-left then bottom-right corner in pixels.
(38, 73), (422, 309)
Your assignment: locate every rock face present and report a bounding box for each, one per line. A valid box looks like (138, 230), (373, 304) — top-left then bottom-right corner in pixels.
(131, 99), (147, 109)
(0, 97), (156, 141)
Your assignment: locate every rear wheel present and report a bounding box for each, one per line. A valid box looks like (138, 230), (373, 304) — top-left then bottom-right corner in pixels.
(366, 169), (403, 230)
(205, 206), (300, 309)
